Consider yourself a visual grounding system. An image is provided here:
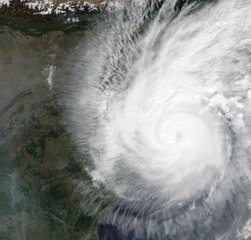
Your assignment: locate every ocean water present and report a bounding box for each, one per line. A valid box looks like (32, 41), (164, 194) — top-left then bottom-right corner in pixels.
(1, 0), (251, 239)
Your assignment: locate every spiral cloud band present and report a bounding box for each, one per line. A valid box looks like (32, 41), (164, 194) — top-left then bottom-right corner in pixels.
(70, 0), (251, 239)
(91, 0), (246, 201)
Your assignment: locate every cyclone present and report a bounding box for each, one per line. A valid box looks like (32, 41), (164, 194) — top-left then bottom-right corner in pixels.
(70, 0), (251, 239)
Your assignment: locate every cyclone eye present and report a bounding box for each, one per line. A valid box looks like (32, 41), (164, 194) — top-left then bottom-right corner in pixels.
(72, 0), (251, 239)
